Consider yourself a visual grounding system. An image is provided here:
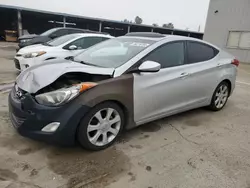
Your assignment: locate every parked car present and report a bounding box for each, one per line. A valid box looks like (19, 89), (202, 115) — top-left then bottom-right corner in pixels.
(18, 27), (105, 50)
(14, 33), (113, 71)
(9, 32), (239, 151)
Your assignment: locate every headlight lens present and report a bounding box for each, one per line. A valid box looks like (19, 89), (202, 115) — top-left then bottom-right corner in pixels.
(23, 51), (46, 58)
(35, 82), (97, 106)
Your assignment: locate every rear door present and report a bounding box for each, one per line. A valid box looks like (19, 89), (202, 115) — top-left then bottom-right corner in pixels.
(184, 41), (221, 103)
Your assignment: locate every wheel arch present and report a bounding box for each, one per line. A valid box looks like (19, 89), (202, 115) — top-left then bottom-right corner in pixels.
(104, 100), (130, 129)
(221, 79), (232, 95)
(85, 99), (134, 130)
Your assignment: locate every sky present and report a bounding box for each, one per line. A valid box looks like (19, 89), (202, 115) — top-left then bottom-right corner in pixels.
(1, 0), (210, 32)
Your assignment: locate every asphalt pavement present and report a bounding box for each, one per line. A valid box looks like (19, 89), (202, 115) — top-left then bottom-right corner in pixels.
(0, 42), (250, 188)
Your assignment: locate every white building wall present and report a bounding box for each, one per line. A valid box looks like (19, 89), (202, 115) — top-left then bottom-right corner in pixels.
(204, 0), (250, 63)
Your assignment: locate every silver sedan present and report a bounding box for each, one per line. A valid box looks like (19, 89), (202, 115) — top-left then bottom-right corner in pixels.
(11, 32), (238, 150)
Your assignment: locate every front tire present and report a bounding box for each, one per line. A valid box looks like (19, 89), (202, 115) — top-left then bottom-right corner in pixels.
(209, 81), (230, 111)
(77, 102), (125, 151)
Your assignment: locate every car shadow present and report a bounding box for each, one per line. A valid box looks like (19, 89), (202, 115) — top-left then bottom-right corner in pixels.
(118, 107), (212, 144)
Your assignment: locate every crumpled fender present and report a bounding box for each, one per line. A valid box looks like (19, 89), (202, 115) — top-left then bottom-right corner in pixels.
(16, 59), (114, 93)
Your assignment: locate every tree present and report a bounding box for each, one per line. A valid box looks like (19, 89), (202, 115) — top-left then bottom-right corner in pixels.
(152, 23), (159, 27)
(123, 19), (133, 24)
(134, 16), (143, 24)
(123, 19), (130, 23)
(162, 23), (174, 29)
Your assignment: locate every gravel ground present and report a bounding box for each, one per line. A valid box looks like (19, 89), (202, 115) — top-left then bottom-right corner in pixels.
(0, 42), (250, 188)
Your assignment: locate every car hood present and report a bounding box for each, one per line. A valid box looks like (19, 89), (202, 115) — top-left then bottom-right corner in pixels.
(20, 36), (51, 47)
(16, 60), (115, 93)
(17, 44), (53, 55)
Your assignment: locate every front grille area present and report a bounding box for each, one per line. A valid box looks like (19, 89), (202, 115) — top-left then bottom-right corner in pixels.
(14, 59), (21, 70)
(10, 112), (26, 128)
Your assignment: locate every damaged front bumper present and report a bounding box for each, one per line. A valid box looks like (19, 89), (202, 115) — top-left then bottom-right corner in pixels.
(8, 88), (90, 146)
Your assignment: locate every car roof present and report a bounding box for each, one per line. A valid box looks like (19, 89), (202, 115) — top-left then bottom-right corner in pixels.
(58, 33), (113, 46)
(69, 33), (113, 38)
(51, 27), (109, 34)
(163, 35), (220, 49)
(121, 33), (220, 50)
(119, 36), (164, 42)
(122, 33), (196, 41)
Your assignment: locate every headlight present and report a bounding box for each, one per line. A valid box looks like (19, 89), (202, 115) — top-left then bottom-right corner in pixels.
(35, 82), (97, 106)
(23, 51), (46, 58)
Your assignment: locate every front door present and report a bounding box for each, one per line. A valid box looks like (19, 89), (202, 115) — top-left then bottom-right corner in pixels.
(133, 41), (194, 124)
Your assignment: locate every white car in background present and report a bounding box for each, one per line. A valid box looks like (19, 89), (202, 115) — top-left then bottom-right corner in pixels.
(14, 33), (113, 71)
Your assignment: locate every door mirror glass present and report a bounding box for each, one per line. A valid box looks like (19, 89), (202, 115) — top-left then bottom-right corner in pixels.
(68, 45), (78, 50)
(138, 61), (161, 72)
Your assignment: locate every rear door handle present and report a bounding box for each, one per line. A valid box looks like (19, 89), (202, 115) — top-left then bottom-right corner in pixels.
(180, 72), (190, 78)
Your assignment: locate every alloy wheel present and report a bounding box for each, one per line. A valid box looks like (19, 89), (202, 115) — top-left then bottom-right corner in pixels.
(215, 84), (229, 109)
(87, 108), (121, 146)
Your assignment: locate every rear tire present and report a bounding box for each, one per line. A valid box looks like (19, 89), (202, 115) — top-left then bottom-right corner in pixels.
(209, 81), (230, 111)
(77, 102), (125, 151)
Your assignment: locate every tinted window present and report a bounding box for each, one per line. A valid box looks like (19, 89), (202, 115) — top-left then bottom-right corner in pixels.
(187, 42), (218, 64)
(52, 29), (68, 37)
(47, 35), (79, 46)
(68, 29), (84, 34)
(66, 38), (85, 49)
(74, 37), (155, 68)
(81, 37), (103, 48)
(66, 37), (103, 49)
(143, 42), (185, 68)
(40, 28), (59, 36)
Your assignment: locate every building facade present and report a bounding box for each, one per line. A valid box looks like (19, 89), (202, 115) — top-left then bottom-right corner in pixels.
(0, 4), (203, 41)
(204, 0), (250, 63)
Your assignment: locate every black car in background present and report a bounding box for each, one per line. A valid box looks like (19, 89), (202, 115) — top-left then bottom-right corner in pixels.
(18, 27), (103, 49)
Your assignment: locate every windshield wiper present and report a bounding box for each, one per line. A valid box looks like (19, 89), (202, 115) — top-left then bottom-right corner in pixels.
(71, 57), (102, 67)
(79, 61), (101, 67)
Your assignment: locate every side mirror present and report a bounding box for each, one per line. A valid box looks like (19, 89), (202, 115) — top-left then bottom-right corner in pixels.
(138, 60), (161, 73)
(68, 45), (78, 50)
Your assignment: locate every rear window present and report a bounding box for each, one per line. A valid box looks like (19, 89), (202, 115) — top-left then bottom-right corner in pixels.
(68, 29), (84, 34)
(187, 41), (219, 64)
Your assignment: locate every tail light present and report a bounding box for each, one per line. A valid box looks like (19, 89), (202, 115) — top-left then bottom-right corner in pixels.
(231, 59), (239, 67)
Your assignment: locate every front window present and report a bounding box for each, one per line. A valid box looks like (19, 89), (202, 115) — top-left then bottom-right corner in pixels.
(47, 35), (79, 46)
(143, 42), (185, 68)
(73, 37), (155, 68)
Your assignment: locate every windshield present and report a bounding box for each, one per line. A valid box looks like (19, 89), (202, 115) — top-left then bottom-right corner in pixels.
(73, 37), (155, 68)
(40, 28), (59, 36)
(47, 35), (79, 46)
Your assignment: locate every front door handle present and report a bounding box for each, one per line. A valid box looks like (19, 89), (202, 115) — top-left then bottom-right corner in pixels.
(180, 72), (190, 78)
